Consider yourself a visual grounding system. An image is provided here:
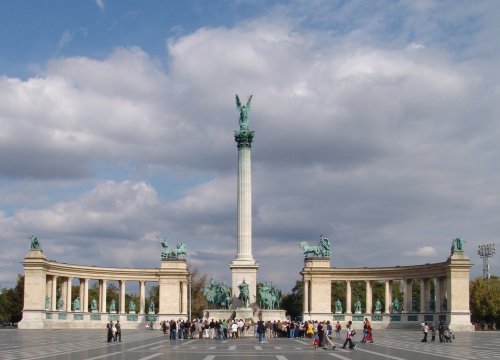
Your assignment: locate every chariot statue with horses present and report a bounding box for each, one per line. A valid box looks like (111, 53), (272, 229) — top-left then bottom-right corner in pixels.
(159, 237), (188, 259)
(203, 278), (232, 309)
(258, 282), (283, 310)
(300, 234), (331, 258)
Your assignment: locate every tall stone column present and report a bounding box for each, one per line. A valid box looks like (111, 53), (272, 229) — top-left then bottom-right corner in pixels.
(434, 277), (441, 313)
(45, 276), (52, 309)
(230, 96), (259, 307)
(420, 278), (427, 313)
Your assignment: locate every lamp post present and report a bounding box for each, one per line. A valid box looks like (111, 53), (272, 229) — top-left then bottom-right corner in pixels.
(478, 243), (496, 280)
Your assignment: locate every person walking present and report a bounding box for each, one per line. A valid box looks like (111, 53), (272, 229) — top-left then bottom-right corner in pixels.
(335, 321), (341, 339)
(342, 321), (356, 350)
(421, 321), (429, 342)
(257, 320), (266, 344)
(106, 321), (113, 343)
(115, 320), (122, 342)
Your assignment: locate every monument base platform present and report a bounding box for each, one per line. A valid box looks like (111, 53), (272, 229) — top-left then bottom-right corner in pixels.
(203, 308), (287, 322)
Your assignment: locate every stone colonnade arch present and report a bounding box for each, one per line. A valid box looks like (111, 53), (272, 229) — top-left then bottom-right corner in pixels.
(301, 251), (473, 331)
(19, 249), (188, 329)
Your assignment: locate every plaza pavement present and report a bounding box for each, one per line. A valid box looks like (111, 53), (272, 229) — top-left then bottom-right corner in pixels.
(0, 328), (498, 360)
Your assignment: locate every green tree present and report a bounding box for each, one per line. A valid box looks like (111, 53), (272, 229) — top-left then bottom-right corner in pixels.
(470, 276), (500, 329)
(189, 266), (208, 319)
(0, 275), (24, 323)
(281, 280), (303, 319)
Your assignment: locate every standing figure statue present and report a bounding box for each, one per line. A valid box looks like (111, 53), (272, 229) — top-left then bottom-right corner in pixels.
(30, 235), (41, 250)
(238, 280), (250, 308)
(319, 235), (331, 257)
(335, 299), (343, 313)
(128, 300), (136, 313)
(91, 298), (98, 312)
(110, 299), (116, 312)
(451, 236), (464, 253)
(148, 300), (155, 314)
(354, 299), (362, 313)
(56, 297), (64, 311)
(392, 297), (401, 312)
(236, 95), (253, 131)
(73, 297), (81, 311)
(374, 298), (382, 313)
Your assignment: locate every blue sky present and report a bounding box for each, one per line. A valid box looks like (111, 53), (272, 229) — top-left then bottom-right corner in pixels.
(1, 0), (499, 291)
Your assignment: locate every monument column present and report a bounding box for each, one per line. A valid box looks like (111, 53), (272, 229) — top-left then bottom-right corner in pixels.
(100, 279), (107, 313)
(230, 95), (259, 307)
(403, 279), (412, 313)
(420, 278), (427, 312)
(303, 280), (309, 314)
(434, 277), (441, 313)
(82, 278), (89, 312)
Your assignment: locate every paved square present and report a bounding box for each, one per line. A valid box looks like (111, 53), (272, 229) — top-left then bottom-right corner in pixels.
(1, 329), (499, 360)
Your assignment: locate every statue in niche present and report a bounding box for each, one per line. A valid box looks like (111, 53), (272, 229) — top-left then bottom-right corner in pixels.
(73, 297), (81, 311)
(374, 298), (382, 313)
(128, 300), (136, 313)
(429, 297), (435, 312)
(110, 299), (116, 312)
(354, 299), (362, 313)
(238, 280), (250, 308)
(56, 297), (64, 310)
(91, 298), (98, 311)
(30, 235), (41, 250)
(148, 300), (155, 314)
(392, 297), (401, 312)
(442, 298), (447, 311)
(335, 299), (343, 313)
(236, 94), (253, 130)
(412, 298), (418, 312)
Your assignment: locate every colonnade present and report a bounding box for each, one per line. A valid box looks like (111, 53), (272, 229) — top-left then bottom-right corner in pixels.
(301, 251), (474, 331)
(19, 249), (189, 329)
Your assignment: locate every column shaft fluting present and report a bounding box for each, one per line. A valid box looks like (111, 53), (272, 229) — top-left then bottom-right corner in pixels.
(236, 147), (253, 260)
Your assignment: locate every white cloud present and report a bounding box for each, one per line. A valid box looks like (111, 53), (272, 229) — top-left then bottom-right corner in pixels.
(96, 0), (105, 11)
(404, 246), (438, 257)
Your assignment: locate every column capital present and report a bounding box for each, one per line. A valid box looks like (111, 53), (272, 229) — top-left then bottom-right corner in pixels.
(234, 129), (255, 148)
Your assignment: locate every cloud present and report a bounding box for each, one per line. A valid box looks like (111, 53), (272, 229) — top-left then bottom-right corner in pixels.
(404, 246), (438, 257)
(96, 0), (105, 11)
(1, 3), (500, 289)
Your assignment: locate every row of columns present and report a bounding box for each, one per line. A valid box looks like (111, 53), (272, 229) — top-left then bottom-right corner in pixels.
(304, 277), (448, 314)
(45, 275), (183, 314)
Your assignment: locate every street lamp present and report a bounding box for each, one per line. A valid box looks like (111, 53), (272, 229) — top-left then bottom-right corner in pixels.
(478, 243), (496, 280)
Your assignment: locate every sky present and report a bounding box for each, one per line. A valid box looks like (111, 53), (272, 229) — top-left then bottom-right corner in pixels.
(1, 0), (499, 292)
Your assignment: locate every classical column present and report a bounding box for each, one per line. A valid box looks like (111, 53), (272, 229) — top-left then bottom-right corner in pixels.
(51, 275), (58, 311)
(182, 281), (188, 314)
(384, 280), (391, 313)
(119, 280), (126, 314)
(303, 280), (309, 314)
(365, 280), (372, 314)
(139, 281), (146, 314)
(346, 280), (352, 314)
(420, 278), (426, 313)
(100, 279), (107, 313)
(403, 279), (412, 313)
(66, 277), (73, 312)
(434, 277), (441, 313)
(83, 278), (89, 312)
(230, 97), (259, 307)
(46, 276), (52, 309)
